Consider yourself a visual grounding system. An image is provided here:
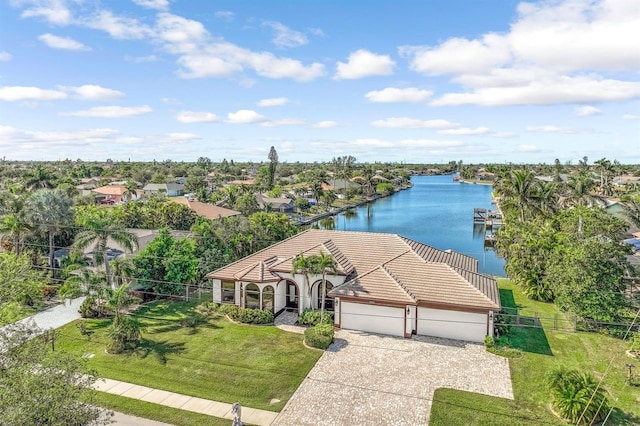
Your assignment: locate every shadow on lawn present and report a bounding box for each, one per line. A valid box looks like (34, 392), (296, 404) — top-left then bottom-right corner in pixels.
(609, 407), (640, 425)
(135, 339), (186, 364)
(499, 289), (553, 356)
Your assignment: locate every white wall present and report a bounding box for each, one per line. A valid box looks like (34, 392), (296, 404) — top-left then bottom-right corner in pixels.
(417, 308), (487, 343)
(340, 302), (404, 337)
(212, 279), (221, 303)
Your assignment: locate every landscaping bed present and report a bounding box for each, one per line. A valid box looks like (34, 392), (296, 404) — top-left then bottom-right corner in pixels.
(55, 300), (322, 412)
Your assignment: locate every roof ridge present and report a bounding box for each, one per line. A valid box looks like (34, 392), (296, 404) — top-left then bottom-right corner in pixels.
(321, 239), (355, 274)
(380, 263), (417, 303)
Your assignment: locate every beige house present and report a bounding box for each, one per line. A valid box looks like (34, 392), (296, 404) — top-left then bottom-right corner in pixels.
(207, 229), (500, 342)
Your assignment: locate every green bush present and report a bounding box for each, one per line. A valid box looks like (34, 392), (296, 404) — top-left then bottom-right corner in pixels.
(217, 303), (240, 317)
(484, 335), (495, 348)
(298, 309), (334, 326)
(304, 324), (334, 350)
(194, 302), (219, 317)
(546, 367), (609, 424)
(233, 308), (274, 324)
(78, 297), (109, 319)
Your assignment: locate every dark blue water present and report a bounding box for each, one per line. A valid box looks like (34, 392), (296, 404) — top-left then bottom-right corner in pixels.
(319, 175), (505, 276)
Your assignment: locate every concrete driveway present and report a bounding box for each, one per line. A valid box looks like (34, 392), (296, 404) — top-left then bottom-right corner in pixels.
(273, 330), (513, 425)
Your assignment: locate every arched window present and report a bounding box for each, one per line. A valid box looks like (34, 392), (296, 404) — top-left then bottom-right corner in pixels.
(316, 281), (334, 311)
(262, 285), (274, 312)
(245, 284), (260, 310)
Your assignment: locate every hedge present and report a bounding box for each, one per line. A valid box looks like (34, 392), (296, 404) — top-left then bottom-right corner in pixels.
(298, 309), (334, 326)
(195, 302), (273, 325)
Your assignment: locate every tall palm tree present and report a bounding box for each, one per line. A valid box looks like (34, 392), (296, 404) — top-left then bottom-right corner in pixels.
(565, 174), (596, 207)
(27, 189), (73, 273)
(24, 165), (56, 191)
(310, 252), (338, 319)
(293, 253), (314, 299)
(74, 210), (138, 289)
(110, 257), (135, 288)
(0, 214), (32, 255)
(494, 169), (539, 222)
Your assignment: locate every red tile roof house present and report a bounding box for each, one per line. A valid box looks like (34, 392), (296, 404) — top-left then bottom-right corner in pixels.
(92, 184), (138, 204)
(207, 229), (500, 343)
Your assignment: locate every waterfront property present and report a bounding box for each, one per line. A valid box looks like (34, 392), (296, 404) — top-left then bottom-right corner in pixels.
(207, 229), (500, 343)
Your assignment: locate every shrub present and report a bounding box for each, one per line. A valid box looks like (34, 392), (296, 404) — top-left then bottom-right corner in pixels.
(484, 335), (495, 348)
(304, 324), (334, 350)
(218, 304), (240, 317)
(545, 367), (609, 424)
(78, 297), (109, 319)
(233, 308), (274, 325)
(41, 285), (58, 298)
(180, 311), (208, 328)
(298, 309), (334, 326)
(195, 302), (219, 316)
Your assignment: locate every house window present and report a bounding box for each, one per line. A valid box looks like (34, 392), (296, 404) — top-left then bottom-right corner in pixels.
(245, 284), (260, 310)
(316, 281), (334, 311)
(222, 282), (236, 304)
(262, 285), (274, 312)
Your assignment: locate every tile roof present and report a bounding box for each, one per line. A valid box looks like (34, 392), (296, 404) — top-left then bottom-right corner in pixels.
(207, 229), (499, 310)
(92, 184), (126, 196)
(170, 197), (240, 219)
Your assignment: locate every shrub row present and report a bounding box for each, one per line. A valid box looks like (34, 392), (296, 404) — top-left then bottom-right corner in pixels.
(304, 324), (334, 350)
(298, 309), (334, 326)
(195, 302), (274, 325)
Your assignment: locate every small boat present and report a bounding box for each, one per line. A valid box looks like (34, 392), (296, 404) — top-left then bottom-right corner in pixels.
(453, 175), (461, 181)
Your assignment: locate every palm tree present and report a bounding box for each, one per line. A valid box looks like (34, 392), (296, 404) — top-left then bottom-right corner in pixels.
(565, 174), (596, 207)
(104, 283), (141, 322)
(0, 214), (32, 255)
(293, 253), (314, 299)
(310, 252), (338, 319)
(122, 180), (138, 202)
(494, 169), (539, 222)
(24, 165), (56, 191)
(74, 210), (138, 289)
(27, 189), (73, 273)
(110, 257), (135, 288)
(622, 199), (640, 228)
(545, 367), (609, 424)
(353, 166), (376, 197)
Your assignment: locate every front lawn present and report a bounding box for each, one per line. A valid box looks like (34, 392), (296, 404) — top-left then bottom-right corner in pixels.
(430, 279), (640, 425)
(56, 301), (322, 412)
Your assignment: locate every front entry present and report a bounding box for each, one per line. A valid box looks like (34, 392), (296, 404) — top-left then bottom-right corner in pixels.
(285, 282), (299, 311)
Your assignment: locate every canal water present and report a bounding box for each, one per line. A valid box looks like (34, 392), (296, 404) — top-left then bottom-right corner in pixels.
(317, 175), (506, 276)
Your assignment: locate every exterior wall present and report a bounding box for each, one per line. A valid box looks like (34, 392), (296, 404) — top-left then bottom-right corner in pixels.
(417, 307), (487, 343)
(340, 302), (404, 337)
(212, 279), (222, 303)
(405, 305), (416, 336)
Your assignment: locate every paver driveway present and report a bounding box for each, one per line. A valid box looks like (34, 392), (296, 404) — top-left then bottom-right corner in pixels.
(273, 330), (513, 426)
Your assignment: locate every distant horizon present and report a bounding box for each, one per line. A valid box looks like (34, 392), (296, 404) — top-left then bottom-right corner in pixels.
(1, 0), (638, 163)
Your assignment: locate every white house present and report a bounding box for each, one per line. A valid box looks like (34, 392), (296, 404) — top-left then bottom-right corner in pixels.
(206, 229), (500, 343)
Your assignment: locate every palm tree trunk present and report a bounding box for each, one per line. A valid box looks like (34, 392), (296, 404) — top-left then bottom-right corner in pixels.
(14, 233), (21, 255)
(320, 274), (326, 320)
(104, 250), (114, 290)
(48, 229), (55, 275)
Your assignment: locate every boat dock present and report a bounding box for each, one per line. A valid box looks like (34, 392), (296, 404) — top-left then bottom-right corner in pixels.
(474, 208), (503, 247)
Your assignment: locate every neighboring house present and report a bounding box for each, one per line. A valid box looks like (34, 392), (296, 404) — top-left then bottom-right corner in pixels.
(322, 178), (361, 193)
(143, 183), (185, 197)
(92, 184), (137, 204)
(535, 174), (569, 183)
(170, 197), (241, 220)
(227, 179), (255, 186)
(256, 194), (295, 213)
(207, 229), (500, 343)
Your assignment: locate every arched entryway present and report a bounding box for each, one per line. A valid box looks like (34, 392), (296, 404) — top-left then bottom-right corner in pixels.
(314, 280), (334, 311)
(262, 285), (274, 312)
(245, 283), (260, 309)
(284, 280), (299, 311)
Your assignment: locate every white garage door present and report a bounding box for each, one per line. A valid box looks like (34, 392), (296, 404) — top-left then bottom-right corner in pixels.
(417, 308), (487, 343)
(341, 302), (404, 337)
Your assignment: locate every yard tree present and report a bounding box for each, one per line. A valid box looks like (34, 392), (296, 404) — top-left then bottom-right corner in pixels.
(0, 322), (113, 426)
(27, 189), (74, 272)
(268, 146), (278, 190)
(74, 207), (138, 289)
(309, 253), (338, 319)
(0, 252), (46, 325)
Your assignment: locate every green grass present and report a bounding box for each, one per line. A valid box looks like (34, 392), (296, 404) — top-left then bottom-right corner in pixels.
(92, 392), (231, 426)
(430, 279), (640, 425)
(56, 300), (322, 412)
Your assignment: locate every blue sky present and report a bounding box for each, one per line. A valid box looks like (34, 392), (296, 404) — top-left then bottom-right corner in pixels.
(0, 0), (638, 163)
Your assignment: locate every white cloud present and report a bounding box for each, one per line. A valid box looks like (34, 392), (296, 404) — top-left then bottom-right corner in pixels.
(0, 85), (67, 101)
(62, 105), (152, 118)
(257, 97), (290, 107)
(19, 0), (72, 25)
(400, 34), (510, 76)
(59, 85), (124, 100)
(437, 126), (492, 135)
(525, 125), (578, 134)
(38, 33), (90, 50)
(371, 117), (459, 129)
(623, 114), (638, 120)
(214, 11), (235, 21)
(575, 105), (602, 116)
(125, 54), (159, 63)
(492, 131), (518, 138)
(226, 109), (267, 124)
(176, 111), (218, 123)
(261, 118), (305, 127)
(350, 138), (464, 149)
(263, 21), (308, 48)
(313, 120), (338, 128)
(516, 144), (540, 152)
(82, 10), (152, 40)
(365, 87), (432, 103)
(431, 74), (640, 106)
(334, 49), (395, 80)
(403, 0), (640, 107)
(132, 0), (169, 11)
(0, 51), (12, 61)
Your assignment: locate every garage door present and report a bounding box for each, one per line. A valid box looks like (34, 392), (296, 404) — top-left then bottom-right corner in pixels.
(341, 302), (404, 337)
(417, 308), (487, 343)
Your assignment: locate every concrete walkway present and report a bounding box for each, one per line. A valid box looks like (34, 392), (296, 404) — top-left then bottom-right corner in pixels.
(94, 378), (279, 426)
(16, 297), (85, 333)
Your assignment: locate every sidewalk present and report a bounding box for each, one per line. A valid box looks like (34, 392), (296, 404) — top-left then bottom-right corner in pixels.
(94, 378), (278, 426)
(16, 297), (85, 333)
